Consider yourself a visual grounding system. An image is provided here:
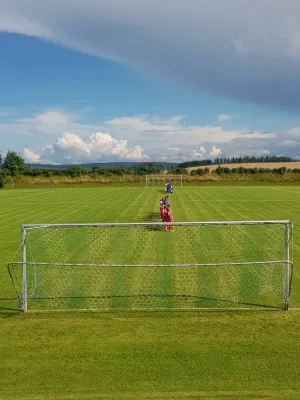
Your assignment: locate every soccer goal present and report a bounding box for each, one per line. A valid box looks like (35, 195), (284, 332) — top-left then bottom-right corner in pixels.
(8, 221), (293, 312)
(146, 175), (183, 187)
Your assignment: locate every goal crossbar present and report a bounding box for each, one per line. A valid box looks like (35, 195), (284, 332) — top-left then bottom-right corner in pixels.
(10, 260), (293, 268)
(146, 175), (183, 187)
(22, 220), (291, 229)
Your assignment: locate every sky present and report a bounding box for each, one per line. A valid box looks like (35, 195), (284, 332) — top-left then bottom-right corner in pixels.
(0, 0), (300, 164)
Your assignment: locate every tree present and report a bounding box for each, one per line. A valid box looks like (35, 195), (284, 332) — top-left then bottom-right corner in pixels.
(134, 163), (163, 175)
(3, 151), (26, 175)
(68, 165), (88, 177)
(0, 151), (2, 167)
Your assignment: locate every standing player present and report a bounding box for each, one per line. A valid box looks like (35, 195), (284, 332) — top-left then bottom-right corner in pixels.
(165, 205), (174, 232)
(166, 182), (174, 194)
(159, 198), (165, 221)
(161, 205), (168, 227)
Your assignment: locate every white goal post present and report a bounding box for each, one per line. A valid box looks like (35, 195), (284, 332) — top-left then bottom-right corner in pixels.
(8, 220), (293, 312)
(146, 175), (183, 187)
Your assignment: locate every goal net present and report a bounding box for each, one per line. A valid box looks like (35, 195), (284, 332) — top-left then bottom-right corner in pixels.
(146, 175), (183, 187)
(8, 221), (293, 312)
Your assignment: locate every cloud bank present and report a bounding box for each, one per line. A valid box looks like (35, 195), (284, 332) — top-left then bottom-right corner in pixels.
(23, 131), (149, 164)
(1, 1), (300, 108)
(4, 109), (296, 164)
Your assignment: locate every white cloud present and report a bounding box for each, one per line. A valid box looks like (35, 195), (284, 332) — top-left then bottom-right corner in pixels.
(217, 115), (233, 122)
(209, 146), (222, 157)
(27, 132), (149, 164)
(56, 132), (90, 154)
(89, 132), (147, 160)
(0, 109), (101, 138)
(284, 127), (300, 140)
(190, 146), (207, 158)
(167, 147), (179, 152)
(23, 148), (40, 163)
(281, 140), (299, 147)
(107, 116), (184, 133)
(199, 146), (206, 155)
(105, 115), (274, 143)
(1, 1), (300, 108)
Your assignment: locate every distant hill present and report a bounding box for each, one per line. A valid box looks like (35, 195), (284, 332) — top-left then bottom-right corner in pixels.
(28, 162), (179, 170)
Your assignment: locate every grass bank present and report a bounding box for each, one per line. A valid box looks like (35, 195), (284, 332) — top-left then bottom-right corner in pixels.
(3, 172), (300, 188)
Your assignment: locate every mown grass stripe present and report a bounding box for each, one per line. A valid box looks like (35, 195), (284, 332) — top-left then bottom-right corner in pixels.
(1, 186), (299, 310)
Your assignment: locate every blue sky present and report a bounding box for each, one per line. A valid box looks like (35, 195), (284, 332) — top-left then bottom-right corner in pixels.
(0, 0), (300, 163)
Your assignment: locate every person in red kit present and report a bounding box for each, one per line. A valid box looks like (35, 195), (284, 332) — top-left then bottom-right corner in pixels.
(165, 205), (174, 232)
(161, 205), (168, 228)
(159, 199), (165, 221)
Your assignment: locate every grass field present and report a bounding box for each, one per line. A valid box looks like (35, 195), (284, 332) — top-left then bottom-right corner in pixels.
(1, 186), (300, 399)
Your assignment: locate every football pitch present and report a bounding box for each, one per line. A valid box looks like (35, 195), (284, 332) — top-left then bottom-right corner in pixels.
(0, 186), (300, 399)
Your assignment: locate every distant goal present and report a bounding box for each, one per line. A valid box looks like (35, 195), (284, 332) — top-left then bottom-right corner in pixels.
(146, 175), (183, 187)
(8, 221), (293, 312)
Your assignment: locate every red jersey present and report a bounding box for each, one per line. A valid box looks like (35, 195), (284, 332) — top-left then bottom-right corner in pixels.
(166, 211), (173, 223)
(161, 208), (167, 222)
(159, 205), (164, 215)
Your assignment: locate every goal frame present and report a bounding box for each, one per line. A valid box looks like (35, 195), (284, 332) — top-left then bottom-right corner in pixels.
(15, 220), (293, 313)
(145, 175), (183, 187)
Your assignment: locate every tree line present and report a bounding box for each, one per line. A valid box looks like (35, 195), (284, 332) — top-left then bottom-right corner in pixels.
(179, 155), (297, 168)
(191, 165), (300, 176)
(0, 150), (299, 189)
(0, 151), (185, 187)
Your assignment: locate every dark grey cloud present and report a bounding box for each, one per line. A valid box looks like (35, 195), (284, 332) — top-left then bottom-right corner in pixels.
(1, 0), (300, 108)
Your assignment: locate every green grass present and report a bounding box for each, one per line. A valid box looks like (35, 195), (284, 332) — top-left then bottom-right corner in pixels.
(0, 186), (300, 399)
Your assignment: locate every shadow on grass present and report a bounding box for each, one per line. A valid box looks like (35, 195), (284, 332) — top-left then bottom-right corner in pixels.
(141, 212), (162, 231)
(158, 189), (167, 195)
(0, 298), (21, 315)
